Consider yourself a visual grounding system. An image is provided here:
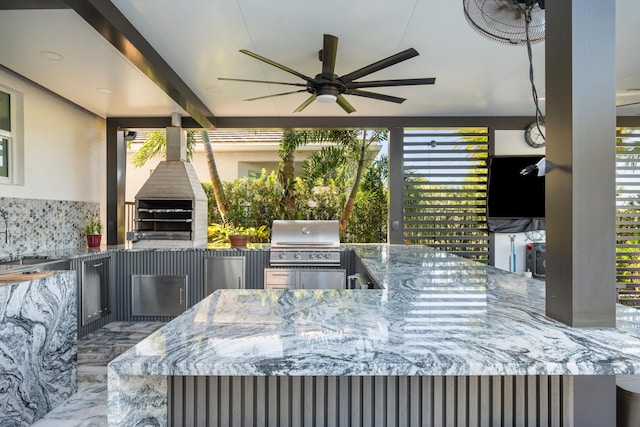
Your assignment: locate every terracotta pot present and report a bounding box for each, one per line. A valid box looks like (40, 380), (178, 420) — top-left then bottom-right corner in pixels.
(228, 234), (248, 248)
(87, 234), (102, 248)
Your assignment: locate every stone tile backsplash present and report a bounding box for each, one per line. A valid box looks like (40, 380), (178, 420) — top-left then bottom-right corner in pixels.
(0, 197), (99, 258)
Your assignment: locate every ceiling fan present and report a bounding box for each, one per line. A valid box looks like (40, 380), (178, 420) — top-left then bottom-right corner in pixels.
(218, 34), (436, 114)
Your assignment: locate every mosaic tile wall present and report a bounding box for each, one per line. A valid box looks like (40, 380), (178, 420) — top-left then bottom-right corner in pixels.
(0, 197), (99, 258)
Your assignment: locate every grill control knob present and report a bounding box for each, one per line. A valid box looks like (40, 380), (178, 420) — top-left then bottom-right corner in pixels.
(294, 253), (301, 260)
(324, 253), (332, 259)
(309, 253), (316, 259)
(278, 253), (286, 259)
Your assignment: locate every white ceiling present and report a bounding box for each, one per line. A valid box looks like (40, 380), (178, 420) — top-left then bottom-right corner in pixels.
(1, 0), (639, 121)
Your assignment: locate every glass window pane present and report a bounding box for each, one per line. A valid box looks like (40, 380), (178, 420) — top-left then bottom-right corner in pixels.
(0, 137), (8, 178)
(0, 91), (10, 132)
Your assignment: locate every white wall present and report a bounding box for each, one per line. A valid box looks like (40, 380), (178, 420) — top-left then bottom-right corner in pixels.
(492, 130), (545, 274)
(0, 68), (106, 211)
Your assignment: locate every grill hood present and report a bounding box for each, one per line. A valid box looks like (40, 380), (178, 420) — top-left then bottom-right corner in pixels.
(130, 125), (208, 248)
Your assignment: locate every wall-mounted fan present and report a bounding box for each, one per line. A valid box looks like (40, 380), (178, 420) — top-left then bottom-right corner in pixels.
(219, 34), (436, 114)
(463, 0), (545, 46)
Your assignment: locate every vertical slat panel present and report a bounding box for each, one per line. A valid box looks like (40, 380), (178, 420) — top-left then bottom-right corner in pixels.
(279, 376), (290, 427)
(362, 376), (374, 427)
(326, 376), (338, 426)
(550, 375), (561, 427)
(479, 376), (491, 427)
(207, 376), (219, 427)
(183, 376), (195, 427)
(409, 376), (421, 426)
(538, 375), (549, 427)
(303, 377), (314, 427)
(433, 376), (445, 426)
(457, 376), (468, 427)
(196, 376), (207, 427)
(231, 376), (242, 427)
(445, 376), (456, 427)
(219, 376), (230, 426)
(527, 375), (538, 427)
(291, 376), (303, 426)
(351, 375), (362, 427)
(255, 376), (266, 427)
(168, 374), (571, 427)
(339, 376), (350, 426)
(422, 375), (434, 427)
(267, 376), (278, 426)
(514, 375), (526, 425)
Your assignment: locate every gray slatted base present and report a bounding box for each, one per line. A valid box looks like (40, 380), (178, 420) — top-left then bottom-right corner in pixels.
(169, 375), (572, 427)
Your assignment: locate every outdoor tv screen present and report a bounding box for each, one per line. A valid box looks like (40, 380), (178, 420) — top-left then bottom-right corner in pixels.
(486, 155), (545, 220)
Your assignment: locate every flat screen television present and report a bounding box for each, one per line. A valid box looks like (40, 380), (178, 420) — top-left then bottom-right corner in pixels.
(486, 155), (545, 232)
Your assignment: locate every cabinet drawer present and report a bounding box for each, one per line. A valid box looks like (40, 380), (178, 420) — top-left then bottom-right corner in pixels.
(264, 269), (296, 285)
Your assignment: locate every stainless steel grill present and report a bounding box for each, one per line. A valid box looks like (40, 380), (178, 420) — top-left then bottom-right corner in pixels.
(269, 220), (341, 266)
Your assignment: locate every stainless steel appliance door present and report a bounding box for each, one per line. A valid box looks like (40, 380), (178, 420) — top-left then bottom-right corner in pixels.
(298, 269), (345, 289)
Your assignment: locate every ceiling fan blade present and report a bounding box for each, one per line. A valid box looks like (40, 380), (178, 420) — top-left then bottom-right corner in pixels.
(239, 49), (314, 82)
(219, 77), (307, 87)
(336, 95), (356, 114)
(244, 90), (307, 101)
(321, 34), (338, 78)
(346, 89), (406, 104)
(616, 100), (640, 108)
(340, 48), (419, 83)
(293, 94), (317, 112)
(346, 77), (436, 89)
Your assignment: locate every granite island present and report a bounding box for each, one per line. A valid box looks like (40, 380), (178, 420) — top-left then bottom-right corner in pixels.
(108, 245), (640, 426)
(0, 270), (77, 427)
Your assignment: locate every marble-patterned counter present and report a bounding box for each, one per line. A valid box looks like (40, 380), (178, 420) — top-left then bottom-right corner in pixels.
(0, 271), (77, 427)
(108, 245), (640, 425)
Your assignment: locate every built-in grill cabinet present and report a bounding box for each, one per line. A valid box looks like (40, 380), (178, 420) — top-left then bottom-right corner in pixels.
(134, 199), (194, 241)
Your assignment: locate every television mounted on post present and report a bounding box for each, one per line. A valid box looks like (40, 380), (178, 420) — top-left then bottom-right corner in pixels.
(486, 155), (545, 233)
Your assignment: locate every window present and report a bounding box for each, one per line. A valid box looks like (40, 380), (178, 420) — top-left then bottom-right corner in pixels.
(0, 87), (21, 185)
(0, 90), (10, 180)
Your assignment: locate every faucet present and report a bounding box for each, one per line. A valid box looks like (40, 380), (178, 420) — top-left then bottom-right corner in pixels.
(0, 209), (8, 244)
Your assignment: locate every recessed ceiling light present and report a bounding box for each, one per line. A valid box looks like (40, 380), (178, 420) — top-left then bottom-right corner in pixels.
(40, 50), (63, 61)
(96, 87), (113, 94)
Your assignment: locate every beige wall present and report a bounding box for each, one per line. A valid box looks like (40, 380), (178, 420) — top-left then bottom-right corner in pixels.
(0, 68), (106, 217)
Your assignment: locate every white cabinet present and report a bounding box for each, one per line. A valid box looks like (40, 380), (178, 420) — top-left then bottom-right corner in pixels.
(264, 268), (345, 290)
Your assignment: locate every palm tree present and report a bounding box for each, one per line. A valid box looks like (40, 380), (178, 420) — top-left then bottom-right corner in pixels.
(277, 129), (358, 220)
(278, 128), (385, 237)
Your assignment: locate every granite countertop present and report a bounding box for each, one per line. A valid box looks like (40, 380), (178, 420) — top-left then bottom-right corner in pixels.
(107, 244), (640, 378)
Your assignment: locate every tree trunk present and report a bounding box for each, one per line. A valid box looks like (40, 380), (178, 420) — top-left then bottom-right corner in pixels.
(340, 131), (368, 237)
(201, 131), (230, 224)
(279, 150), (296, 220)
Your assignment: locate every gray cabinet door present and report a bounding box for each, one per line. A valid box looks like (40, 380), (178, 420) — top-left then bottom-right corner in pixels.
(205, 256), (245, 296)
(81, 256), (110, 326)
(131, 275), (187, 317)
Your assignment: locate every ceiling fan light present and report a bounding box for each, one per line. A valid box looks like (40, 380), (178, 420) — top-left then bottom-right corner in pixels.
(316, 94), (337, 103)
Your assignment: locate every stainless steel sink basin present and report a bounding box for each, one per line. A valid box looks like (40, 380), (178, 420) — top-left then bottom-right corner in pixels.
(0, 257), (54, 266)
(0, 256), (70, 273)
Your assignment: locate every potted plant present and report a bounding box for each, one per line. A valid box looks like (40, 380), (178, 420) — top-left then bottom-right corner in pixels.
(84, 217), (103, 248)
(227, 225), (249, 248)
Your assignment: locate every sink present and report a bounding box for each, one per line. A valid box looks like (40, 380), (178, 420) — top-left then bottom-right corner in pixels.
(0, 256), (70, 274)
(0, 256), (55, 266)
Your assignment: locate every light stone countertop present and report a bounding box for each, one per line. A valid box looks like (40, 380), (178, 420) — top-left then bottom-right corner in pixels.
(107, 244), (640, 378)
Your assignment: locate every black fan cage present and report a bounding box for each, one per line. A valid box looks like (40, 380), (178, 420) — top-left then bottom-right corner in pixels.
(463, 0), (545, 46)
